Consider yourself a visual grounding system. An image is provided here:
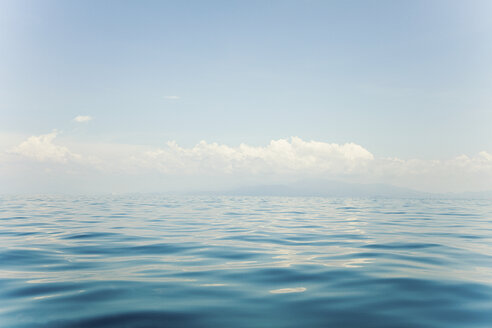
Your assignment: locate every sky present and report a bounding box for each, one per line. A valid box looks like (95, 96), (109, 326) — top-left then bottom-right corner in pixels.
(1, 0), (491, 194)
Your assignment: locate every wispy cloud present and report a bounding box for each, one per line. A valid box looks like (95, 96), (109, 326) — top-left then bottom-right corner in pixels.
(164, 96), (180, 100)
(73, 115), (93, 123)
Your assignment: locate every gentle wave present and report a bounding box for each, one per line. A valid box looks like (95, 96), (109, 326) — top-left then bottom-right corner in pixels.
(0, 195), (491, 327)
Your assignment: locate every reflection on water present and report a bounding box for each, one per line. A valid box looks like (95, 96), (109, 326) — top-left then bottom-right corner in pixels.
(269, 287), (306, 294)
(0, 195), (492, 327)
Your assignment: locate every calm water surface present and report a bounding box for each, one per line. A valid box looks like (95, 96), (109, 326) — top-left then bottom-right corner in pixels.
(0, 195), (491, 327)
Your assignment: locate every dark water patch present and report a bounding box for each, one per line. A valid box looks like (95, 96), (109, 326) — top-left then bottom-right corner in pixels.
(47, 287), (129, 304)
(0, 230), (37, 236)
(130, 243), (196, 255)
(423, 231), (484, 239)
(1, 216), (29, 220)
(195, 247), (262, 260)
(63, 232), (124, 240)
(224, 266), (356, 286)
(56, 311), (204, 328)
(5, 282), (84, 298)
(7, 221), (51, 227)
(339, 277), (492, 301)
(58, 242), (195, 256)
(0, 249), (62, 266)
(280, 211), (307, 215)
(437, 212), (478, 217)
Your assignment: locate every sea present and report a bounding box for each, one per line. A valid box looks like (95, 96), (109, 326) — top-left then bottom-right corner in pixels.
(0, 195), (491, 328)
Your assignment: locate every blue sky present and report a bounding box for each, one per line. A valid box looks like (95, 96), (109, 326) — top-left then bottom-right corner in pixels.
(1, 0), (491, 193)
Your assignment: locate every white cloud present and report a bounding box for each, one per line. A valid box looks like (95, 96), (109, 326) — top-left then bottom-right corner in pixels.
(10, 131), (81, 164)
(164, 96), (180, 100)
(137, 137), (374, 176)
(73, 115), (93, 123)
(368, 152), (492, 192)
(5, 133), (492, 193)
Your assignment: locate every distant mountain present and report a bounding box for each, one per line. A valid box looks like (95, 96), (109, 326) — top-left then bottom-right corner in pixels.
(222, 179), (429, 198)
(438, 190), (492, 200)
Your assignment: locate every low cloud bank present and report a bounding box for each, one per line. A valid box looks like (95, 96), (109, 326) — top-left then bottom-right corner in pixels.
(138, 137), (374, 176)
(3, 132), (492, 193)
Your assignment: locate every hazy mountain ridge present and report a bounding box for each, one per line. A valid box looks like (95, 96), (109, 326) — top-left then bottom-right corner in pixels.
(217, 180), (492, 199)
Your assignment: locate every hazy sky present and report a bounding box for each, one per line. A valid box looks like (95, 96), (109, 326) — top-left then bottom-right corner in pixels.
(1, 0), (491, 193)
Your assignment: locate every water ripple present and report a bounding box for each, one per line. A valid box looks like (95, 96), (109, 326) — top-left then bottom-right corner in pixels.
(0, 195), (491, 327)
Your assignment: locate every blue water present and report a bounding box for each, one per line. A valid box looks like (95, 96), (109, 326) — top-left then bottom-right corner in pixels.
(1, 195), (491, 328)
